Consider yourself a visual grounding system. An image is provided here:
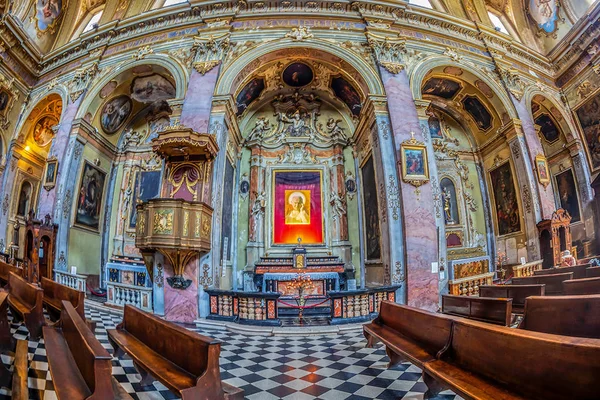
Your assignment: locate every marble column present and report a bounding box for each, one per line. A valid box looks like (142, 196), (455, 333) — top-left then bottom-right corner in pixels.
(504, 121), (542, 260)
(330, 144), (352, 272)
(377, 68), (439, 311)
(567, 141), (595, 239)
(37, 97), (84, 219)
(246, 146), (265, 270)
(0, 141), (19, 248)
(179, 68), (220, 132)
(152, 252), (165, 316)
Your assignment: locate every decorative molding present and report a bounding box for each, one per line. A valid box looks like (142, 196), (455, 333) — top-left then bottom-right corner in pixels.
(132, 46), (154, 61)
(498, 67), (527, 101)
(285, 26), (314, 41)
(68, 62), (100, 102)
(366, 33), (421, 74)
(191, 34), (231, 75)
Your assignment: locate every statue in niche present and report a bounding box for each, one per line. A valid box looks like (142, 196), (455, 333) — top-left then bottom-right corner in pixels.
(280, 110), (310, 137)
(325, 118), (346, 140)
(121, 185), (133, 220)
(251, 192), (266, 217)
(330, 192), (346, 220)
(442, 187), (455, 225)
(247, 117), (271, 142)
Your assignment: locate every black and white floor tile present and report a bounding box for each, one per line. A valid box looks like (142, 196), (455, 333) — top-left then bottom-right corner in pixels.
(0, 305), (460, 400)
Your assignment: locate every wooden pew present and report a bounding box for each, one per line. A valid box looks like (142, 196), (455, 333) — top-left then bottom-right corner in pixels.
(518, 295), (600, 338)
(511, 272), (573, 295)
(7, 272), (44, 340)
(0, 261), (23, 288)
(441, 294), (512, 326)
(11, 340), (29, 400)
(0, 291), (15, 353)
(44, 300), (132, 400)
(479, 284), (545, 314)
(533, 264), (589, 280)
(41, 277), (86, 322)
(108, 305), (244, 400)
(586, 266), (600, 278)
(423, 318), (600, 400)
(563, 276), (600, 295)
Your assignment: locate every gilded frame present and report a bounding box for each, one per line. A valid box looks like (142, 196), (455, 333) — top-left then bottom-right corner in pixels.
(43, 157), (58, 191)
(400, 137), (430, 189)
(573, 86), (600, 173)
(487, 159), (523, 238)
(73, 160), (107, 233)
(535, 154), (550, 188)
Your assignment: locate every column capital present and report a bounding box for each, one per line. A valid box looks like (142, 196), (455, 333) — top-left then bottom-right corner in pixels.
(365, 31), (420, 75)
(191, 31), (232, 75)
(501, 118), (524, 142)
(414, 99), (432, 119)
(566, 139), (585, 156)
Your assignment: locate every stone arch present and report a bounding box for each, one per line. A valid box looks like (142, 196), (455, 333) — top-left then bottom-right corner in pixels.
(410, 56), (518, 120)
(215, 39), (385, 97)
(13, 86), (69, 141)
(76, 54), (188, 120)
(523, 87), (579, 143)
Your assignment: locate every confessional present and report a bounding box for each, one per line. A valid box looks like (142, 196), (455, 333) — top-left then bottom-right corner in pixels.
(23, 212), (58, 283)
(537, 209), (572, 269)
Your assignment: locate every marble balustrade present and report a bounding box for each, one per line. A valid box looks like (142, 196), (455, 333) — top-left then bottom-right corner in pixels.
(54, 270), (87, 292)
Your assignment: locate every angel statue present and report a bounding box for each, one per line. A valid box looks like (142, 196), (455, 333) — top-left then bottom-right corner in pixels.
(326, 118), (346, 140)
(330, 192), (346, 220)
(246, 117), (271, 142)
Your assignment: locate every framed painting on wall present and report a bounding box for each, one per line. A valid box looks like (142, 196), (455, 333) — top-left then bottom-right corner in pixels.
(555, 169), (581, 223)
(489, 161), (522, 236)
(272, 170), (324, 245)
(535, 154), (550, 188)
(400, 137), (429, 189)
(574, 91), (600, 172)
(43, 157), (58, 191)
(75, 161), (107, 232)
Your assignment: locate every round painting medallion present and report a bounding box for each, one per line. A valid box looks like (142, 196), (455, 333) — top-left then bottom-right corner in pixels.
(33, 115), (59, 147)
(100, 95), (133, 135)
(282, 62), (314, 87)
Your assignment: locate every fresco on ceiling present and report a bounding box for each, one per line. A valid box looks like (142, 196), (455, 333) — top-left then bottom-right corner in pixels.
(282, 63), (314, 87)
(130, 74), (176, 104)
(33, 115), (58, 147)
(236, 78), (265, 116)
(462, 96), (492, 131)
(529, 0), (558, 33)
(331, 76), (362, 116)
(101, 95), (133, 135)
(422, 78), (461, 99)
(535, 113), (560, 143)
(555, 169), (581, 223)
(490, 162), (521, 236)
(35, 0), (64, 32)
(575, 94), (600, 171)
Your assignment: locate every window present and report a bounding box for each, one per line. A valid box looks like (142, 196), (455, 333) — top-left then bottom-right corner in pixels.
(163, 0), (186, 6)
(82, 11), (103, 33)
(410, 0), (433, 8)
(488, 12), (510, 35)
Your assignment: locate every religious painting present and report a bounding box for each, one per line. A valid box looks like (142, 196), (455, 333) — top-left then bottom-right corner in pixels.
(220, 159), (235, 261)
(43, 157), (58, 191)
(535, 154), (550, 187)
(361, 156), (381, 261)
(489, 162), (522, 236)
(555, 169), (581, 223)
(528, 0), (558, 33)
(428, 116), (443, 138)
(129, 170), (161, 228)
(331, 76), (362, 116)
(535, 113), (560, 143)
(575, 93), (600, 171)
(282, 62), (313, 88)
(236, 78), (265, 116)
(32, 115), (58, 147)
(462, 95), (492, 131)
(101, 95), (132, 135)
(422, 78), (462, 99)
(440, 178), (459, 225)
(75, 161), (107, 231)
(400, 140), (429, 185)
(0, 90), (8, 112)
(130, 74), (176, 104)
(273, 170), (323, 245)
(35, 0), (64, 32)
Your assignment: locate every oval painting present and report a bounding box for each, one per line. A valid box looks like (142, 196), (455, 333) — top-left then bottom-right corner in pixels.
(282, 62), (314, 87)
(33, 115), (59, 147)
(101, 95), (133, 135)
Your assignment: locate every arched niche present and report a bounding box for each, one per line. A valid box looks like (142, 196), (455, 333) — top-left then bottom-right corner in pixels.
(17, 181), (33, 216)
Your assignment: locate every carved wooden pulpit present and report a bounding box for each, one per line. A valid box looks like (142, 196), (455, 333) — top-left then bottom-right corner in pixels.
(537, 209), (572, 268)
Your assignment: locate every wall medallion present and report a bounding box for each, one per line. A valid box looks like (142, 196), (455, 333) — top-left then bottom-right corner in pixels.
(282, 62), (314, 87)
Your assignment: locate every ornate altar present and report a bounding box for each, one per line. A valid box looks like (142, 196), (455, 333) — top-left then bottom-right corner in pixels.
(23, 212), (58, 283)
(537, 209), (572, 269)
(135, 127), (218, 289)
(447, 257), (493, 296)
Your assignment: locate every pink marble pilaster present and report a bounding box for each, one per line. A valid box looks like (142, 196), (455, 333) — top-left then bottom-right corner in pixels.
(180, 68), (220, 133)
(163, 257), (199, 323)
(380, 68), (439, 311)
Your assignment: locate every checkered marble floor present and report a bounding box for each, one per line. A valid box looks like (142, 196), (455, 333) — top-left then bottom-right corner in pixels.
(0, 305), (461, 400)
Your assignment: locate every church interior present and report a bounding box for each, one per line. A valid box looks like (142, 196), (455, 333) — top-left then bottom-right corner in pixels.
(0, 0), (600, 398)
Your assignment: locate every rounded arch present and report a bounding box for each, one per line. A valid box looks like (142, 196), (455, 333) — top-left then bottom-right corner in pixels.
(215, 39), (385, 97)
(76, 54), (189, 120)
(14, 86), (69, 141)
(409, 56), (518, 120)
(523, 87), (579, 142)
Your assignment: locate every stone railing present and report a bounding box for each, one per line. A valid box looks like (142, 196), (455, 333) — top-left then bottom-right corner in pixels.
(449, 272), (495, 296)
(329, 285), (400, 325)
(206, 290), (281, 326)
(106, 281), (153, 312)
(512, 260), (543, 278)
(55, 270), (87, 292)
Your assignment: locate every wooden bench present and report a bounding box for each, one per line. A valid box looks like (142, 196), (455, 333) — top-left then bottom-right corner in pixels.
(0, 291), (28, 400)
(0, 291), (15, 353)
(479, 284), (545, 314)
(586, 266), (600, 278)
(108, 305), (244, 400)
(41, 277), (86, 322)
(563, 276), (600, 295)
(518, 295), (600, 339)
(511, 272), (573, 295)
(43, 300), (132, 400)
(7, 272), (44, 340)
(533, 264), (589, 279)
(423, 318), (600, 400)
(0, 261), (23, 288)
(441, 294), (512, 326)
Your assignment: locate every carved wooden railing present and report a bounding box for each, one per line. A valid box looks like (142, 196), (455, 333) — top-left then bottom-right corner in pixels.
(106, 281), (153, 312)
(513, 260), (543, 278)
(329, 285), (400, 324)
(449, 272), (495, 296)
(206, 290), (281, 326)
(55, 270), (87, 292)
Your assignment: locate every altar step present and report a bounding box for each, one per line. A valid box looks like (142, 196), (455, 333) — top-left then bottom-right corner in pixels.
(277, 298), (331, 318)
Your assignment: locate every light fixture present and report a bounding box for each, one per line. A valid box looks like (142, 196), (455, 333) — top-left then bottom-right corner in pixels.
(24, 145), (31, 152)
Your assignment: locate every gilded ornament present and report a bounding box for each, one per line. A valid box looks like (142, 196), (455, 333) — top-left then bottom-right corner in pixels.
(183, 211), (189, 236)
(285, 26), (314, 41)
(153, 210), (174, 235)
(202, 218), (211, 237)
(195, 213), (201, 237)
